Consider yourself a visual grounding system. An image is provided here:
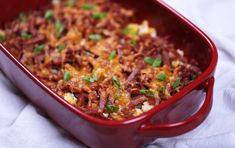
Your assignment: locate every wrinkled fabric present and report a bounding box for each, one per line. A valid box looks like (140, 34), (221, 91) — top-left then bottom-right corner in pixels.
(0, 0), (235, 147)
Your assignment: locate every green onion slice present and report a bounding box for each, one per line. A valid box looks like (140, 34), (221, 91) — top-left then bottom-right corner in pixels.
(64, 71), (71, 81)
(152, 58), (162, 67)
(157, 73), (167, 81)
(81, 4), (96, 10)
(34, 44), (45, 54)
(55, 20), (64, 38)
(21, 32), (32, 39)
(173, 79), (181, 89)
(92, 12), (107, 20)
(112, 76), (121, 89)
(105, 105), (119, 113)
(108, 51), (116, 60)
(44, 10), (54, 20)
(88, 34), (102, 41)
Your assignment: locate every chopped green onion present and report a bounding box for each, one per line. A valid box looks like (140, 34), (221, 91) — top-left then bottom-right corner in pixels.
(122, 27), (131, 34)
(34, 44), (45, 54)
(92, 75), (98, 82)
(20, 32), (32, 39)
(66, 0), (76, 7)
(44, 10), (54, 20)
(105, 105), (119, 113)
(140, 89), (147, 95)
(108, 51), (116, 60)
(144, 57), (155, 65)
(131, 31), (138, 36)
(0, 34), (6, 42)
(144, 57), (162, 67)
(130, 40), (137, 45)
(140, 89), (155, 96)
(64, 71), (71, 81)
(149, 89), (155, 96)
(122, 26), (138, 36)
(112, 76), (121, 89)
(152, 58), (162, 67)
(173, 79), (181, 89)
(82, 74), (98, 84)
(191, 74), (198, 80)
(92, 71), (98, 81)
(82, 76), (91, 83)
(81, 4), (96, 10)
(88, 34), (102, 41)
(57, 44), (66, 52)
(19, 12), (27, 22)
(55, 20), (64, 38)
(157, 73), (166, 81)
(92, 12), (107, 20)
(82, 76), (92, 83)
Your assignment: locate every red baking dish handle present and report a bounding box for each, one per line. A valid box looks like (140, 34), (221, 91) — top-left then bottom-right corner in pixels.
(138, 77), (214, 137)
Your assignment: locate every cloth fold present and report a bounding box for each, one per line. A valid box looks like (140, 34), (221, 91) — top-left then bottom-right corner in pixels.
(1, 0), (235, 147)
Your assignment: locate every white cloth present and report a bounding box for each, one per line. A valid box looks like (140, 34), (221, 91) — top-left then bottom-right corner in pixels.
(0, 0), (235, 147)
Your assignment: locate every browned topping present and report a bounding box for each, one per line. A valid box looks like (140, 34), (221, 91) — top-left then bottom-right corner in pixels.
(0, 0), (201, 120)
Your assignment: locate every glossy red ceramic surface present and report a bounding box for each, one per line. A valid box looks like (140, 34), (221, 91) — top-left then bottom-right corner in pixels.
(0, 0), (218, 147)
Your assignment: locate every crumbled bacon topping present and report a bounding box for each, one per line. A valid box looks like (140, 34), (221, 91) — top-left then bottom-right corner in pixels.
(0, 0), (201, 120)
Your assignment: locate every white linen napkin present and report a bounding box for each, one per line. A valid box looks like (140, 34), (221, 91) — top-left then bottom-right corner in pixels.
(1, 0), (235, 147)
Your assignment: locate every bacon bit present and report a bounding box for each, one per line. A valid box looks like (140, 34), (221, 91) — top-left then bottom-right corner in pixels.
(127, 60), (145, 81)
(127, 69), (139, 82)
(129, 96), (148, 108)
(162, 50), (170, 66)
(130, 88), (140, 96)
(98, 89), (108, 112)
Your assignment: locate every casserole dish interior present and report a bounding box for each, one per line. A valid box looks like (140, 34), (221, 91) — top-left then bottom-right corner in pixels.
(0, 0), (212, 72)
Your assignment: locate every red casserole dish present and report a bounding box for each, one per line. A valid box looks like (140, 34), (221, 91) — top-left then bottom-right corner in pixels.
(0, 0), (218, 147)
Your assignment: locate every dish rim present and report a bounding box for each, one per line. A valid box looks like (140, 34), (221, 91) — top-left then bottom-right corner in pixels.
(0, 0), (218, 126)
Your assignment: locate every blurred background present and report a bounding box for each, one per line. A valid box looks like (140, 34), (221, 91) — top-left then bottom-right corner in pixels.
(0, 0), (235, 147)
